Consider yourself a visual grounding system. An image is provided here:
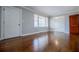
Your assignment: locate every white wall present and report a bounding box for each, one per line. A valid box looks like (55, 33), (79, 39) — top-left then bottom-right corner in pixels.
(22, 8), (49, 35)
(65, 15), (69, 33)
(50, 15), (69, 33)
(0, 7), (1, 38)
(0, 6), (49, 39)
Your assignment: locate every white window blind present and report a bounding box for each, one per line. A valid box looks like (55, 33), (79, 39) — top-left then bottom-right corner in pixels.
(38, 16), (46, 27)
(34, 14), (38, 27)
(34, 14), (48, 27)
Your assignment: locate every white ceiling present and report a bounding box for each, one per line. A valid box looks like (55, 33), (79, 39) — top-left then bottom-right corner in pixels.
(25, 6), (79, 16)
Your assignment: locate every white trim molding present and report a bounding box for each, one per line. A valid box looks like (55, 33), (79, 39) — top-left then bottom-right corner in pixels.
(0, 38), (1, 40)
(65, 32), (70, 34)
(1, 7), (5, 40)
(22, 30), (48, 36)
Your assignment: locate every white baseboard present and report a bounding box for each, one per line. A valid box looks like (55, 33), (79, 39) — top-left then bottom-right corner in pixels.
(0, 31), (48, 40)
(0, 38), (2, 40)
(65, 32), (69, 34)
(50, 30), (70, 34)
(22, 31), (48, 36)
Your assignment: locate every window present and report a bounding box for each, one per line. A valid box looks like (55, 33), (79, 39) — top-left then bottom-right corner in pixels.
(34, 14), (48, 27)
(45, 17), (48, 27)
(34, 14), (38, 27)
(38, 16), (46, 27)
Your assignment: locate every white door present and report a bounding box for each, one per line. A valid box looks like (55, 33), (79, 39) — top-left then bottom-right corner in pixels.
(3, 7), (21, 39)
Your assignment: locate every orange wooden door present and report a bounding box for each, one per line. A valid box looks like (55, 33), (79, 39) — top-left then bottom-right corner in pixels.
(69, 15), (79, 34)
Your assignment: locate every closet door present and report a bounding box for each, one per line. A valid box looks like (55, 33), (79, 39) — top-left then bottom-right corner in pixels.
(3, 7), (21, 39)
(70, 15), (79, 34)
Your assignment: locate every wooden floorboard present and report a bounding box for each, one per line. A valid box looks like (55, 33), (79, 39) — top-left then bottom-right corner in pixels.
(0, 32), (79, 52)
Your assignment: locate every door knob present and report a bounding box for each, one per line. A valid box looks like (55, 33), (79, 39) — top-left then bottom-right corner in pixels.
(18, 24), (20, 26)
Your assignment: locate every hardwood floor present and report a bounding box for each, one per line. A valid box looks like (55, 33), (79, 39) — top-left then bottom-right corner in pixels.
(0, 32), (79, 52)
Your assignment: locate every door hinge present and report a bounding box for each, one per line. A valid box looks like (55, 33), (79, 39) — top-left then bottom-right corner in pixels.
(3, 8), (5, 11)
(18, 24), (20, 26)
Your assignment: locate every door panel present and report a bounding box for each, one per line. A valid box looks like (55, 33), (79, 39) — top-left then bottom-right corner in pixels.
(71, 26), (78, 33)
(4, 7), (20, 39)
(70, 15), (79, 33)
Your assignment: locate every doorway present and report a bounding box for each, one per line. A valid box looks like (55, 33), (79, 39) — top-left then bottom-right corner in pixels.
(1, 7), (22, 39)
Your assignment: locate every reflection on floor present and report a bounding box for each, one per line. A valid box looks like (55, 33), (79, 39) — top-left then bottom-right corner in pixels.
(0, 32), (79, 52)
